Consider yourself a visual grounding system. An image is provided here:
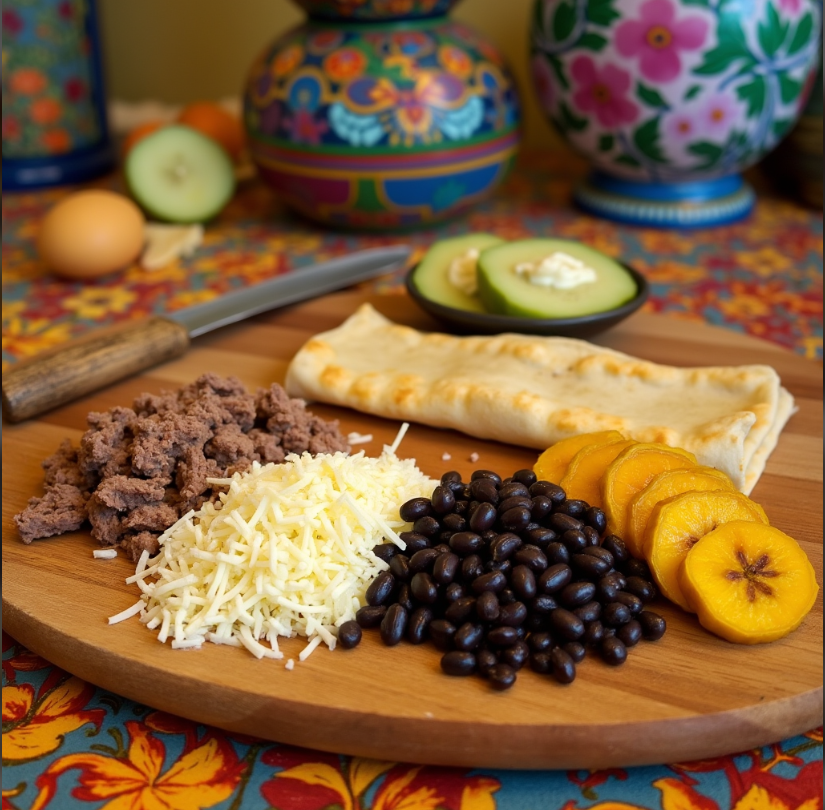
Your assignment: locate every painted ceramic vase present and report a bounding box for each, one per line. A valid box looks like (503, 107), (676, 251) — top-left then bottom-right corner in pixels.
(530, 0), (822, 227)
(293, 0), (461, 20)
(244, 15), (521, 230)
(2, 0), (114, 190)
(768, 63), (823, 208)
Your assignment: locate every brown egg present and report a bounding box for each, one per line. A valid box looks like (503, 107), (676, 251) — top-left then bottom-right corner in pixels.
(37, 190), (145, 279)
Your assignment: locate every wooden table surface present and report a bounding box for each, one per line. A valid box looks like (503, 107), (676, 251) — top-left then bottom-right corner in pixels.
(2, 291), (822, 770)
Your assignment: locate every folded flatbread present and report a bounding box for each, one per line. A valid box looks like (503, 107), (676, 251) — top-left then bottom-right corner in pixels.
(285, 305), (795, 494)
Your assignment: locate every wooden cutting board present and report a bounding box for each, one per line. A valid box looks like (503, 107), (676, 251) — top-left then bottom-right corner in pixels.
(3, 291), (822, 770)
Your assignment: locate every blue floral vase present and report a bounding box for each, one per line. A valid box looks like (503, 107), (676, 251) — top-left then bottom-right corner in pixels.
(1, 0), (115, 190)
(530, 0), (822, 227)
(243, 1), (521, 230)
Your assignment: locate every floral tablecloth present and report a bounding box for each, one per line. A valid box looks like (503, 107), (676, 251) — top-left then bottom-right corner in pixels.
(2, 152), (823, 809)
(2, 153), (823, 366)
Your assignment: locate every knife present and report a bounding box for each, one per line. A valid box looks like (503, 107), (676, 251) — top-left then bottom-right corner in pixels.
(2, 245), (411, 423)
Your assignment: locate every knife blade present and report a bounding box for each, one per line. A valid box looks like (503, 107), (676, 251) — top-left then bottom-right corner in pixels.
(2, 245), (411, 423)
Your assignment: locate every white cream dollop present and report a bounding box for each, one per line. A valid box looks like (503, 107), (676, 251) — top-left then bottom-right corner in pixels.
(514, 252), (598, 290)
(447, 248), (481, 296)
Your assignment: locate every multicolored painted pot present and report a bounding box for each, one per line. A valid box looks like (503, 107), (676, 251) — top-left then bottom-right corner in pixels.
(244, 19), (521, 230)
(294, 0), (461, 21)
(530, 0), (822, 227)
(2, 0), (114, 190)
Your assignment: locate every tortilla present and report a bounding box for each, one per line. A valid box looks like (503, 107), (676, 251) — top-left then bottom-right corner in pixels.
(285, 305), (794, 494)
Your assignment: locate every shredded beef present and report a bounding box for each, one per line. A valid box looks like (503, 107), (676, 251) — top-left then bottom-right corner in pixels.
(86, 497), (123, 547)
(120, 531), (161, 560)
(248, 429), (286, 465)
(175, 446), (222, 502)
(42, 440), (98, 490)
(256, 384), (350, 455)
(15, 484), (89, 543)
(14, 375), (349, 560)
(124, 504), (179, 533)
(77, 407), (136, 479)
(205, 424), (257, 467)
(94, 476), (167, 511)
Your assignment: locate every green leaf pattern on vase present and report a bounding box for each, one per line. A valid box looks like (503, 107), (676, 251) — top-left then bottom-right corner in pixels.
(530, 0), (822, 182)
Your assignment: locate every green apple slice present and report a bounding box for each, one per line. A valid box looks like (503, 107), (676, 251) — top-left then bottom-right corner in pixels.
(125, 125), (236, 224)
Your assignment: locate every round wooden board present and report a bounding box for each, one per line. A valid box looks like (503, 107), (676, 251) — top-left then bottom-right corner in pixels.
(2, 291), (822, 770)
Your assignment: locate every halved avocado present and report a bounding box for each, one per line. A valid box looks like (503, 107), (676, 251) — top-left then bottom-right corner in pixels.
(477, 239), (638, 319)
(410, 233), (505, 313)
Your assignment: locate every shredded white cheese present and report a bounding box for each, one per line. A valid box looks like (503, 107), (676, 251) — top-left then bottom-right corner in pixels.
(285, 659), (295, 671)
(124, 432), (435, 659)
(108, 600), (145, 625)
(94, 548), (118, 560)
(347, 432), (374, 446)
(469, 452), (480, 463)
(442, 453), (452, 462)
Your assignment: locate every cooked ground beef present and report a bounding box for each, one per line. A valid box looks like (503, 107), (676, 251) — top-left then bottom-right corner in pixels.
(15, 484), (89, 541)
(14, 374), (349, 559)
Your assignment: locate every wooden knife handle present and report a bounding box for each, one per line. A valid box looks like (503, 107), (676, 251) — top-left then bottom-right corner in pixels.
(2, 317), (191, 423)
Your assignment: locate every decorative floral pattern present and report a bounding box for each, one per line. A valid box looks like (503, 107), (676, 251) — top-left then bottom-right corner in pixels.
(30, 721), (245, 810)
(244, 19), (520, 228)
(293, 0), (458, 20)
(247, 23), (518, 149)
(531, 0), (822, 182)
(260, 748), (500, 809)
(571, 57), (639, 127)
(616, 0), (709, 84)
(1, 0), (105, 159)
(2, 678), (104, 763)
(1, 632), (822, 810)
(663, 90), (744, 161)
(323, 47), (369, 82)
(2, 150), (822, 360)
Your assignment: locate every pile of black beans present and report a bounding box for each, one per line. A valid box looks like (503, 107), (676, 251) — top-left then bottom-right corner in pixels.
(338, 469), (666, 691)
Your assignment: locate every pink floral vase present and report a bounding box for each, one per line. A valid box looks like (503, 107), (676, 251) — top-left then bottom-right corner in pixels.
(530, 0), (822, 227)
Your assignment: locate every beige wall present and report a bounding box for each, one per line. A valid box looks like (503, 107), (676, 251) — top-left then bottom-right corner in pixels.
(97, 0), (557, 146)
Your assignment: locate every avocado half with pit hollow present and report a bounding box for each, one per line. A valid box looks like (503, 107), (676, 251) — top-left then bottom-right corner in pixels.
(477, 239), (639, 319)
(409, 233), (505, 313)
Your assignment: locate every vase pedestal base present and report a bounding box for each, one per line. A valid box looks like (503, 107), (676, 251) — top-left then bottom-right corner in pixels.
(574, 172), (756, 229)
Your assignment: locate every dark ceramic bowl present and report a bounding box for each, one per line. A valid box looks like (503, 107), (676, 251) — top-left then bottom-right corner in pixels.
(405, 263), (649, 338)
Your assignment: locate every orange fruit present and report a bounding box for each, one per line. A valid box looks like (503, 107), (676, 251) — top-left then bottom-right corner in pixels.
(176, 102), (245, 161)
(122, 120), (165, 157)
